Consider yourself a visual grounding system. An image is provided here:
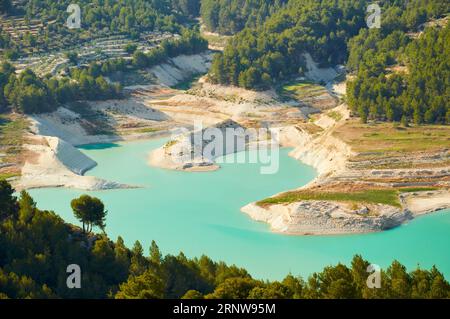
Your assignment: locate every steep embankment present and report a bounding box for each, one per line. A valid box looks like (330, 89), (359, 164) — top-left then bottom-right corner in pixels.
(17, 53), (214, 190)
(149, 53), (213, 87)
(17, 136), (130, 191)
(146, 58), (342, 173)
(241, 107), (450, 235)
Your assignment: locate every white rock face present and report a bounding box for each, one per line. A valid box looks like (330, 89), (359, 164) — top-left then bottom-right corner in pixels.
(46, 137), (97, 175)
(241, 201), (413, 235)
(29, 107), (114, 146)
(148, 119), (272, 172)
(17, 135), (133, 191)
(303, 53), (338, 83)
(276, 121), (353, 180)
(150, 53), (213, 87)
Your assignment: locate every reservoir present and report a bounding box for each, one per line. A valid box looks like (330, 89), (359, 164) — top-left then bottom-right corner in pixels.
(29, 138), (450, 280)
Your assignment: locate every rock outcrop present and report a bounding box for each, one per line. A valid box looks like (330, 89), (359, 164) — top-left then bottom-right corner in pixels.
(242, 201), (412, 235)
(17, 136), (133, 191)
(149, 53), (213, 87)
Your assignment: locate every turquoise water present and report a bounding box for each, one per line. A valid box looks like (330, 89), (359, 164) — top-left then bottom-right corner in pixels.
(29, 138), (450, 280)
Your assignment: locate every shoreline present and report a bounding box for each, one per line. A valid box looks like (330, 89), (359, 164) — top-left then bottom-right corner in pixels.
(236, 107), (450, 236)
(11, 52), (449, 236)
(241, 190), (450, 236)
(17, 113), (450, 235)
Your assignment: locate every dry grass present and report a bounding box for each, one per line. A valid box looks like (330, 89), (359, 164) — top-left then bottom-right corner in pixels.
(296, 123), (323, 135)
(0, 113), (29, 178)
(334, 120), (450, 155)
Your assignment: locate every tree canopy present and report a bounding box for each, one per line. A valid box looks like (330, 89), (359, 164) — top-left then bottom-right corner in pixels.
(207, 0), (448, 91)
(347, 16), (449, 124)
(200, 0), (287, 35)
(71, 194), (107, 233)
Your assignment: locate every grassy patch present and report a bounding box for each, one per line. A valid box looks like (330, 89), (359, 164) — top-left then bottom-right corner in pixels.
(334, 120), (450, 155)
(276, 79), (338, 109)
(201, 33), (231, 48)
(296, 123), (323, 135)
(257, 189), (401, 208)
(397, 187), (440, 193)
(0, 172), (20, 180)
(278, 80), (327, 101)
(327, 111), (343, 121)
(173, 74), (202, 90)
(132, 127), (161, 134)
(0, 115), (28, 165)
(0, 115), (28, 148)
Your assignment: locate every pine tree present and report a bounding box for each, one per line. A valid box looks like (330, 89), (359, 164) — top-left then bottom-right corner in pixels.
(130, 241), (148, 276)
(18, 191), (36, 224)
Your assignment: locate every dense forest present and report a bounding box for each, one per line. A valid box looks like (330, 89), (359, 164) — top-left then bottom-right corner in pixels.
(200, 0), (287, 35)
(208, 0), (373, 89)
(0, 180), (449, 299)
(346, 20), (449, 124)
(208, 0), (448, 90)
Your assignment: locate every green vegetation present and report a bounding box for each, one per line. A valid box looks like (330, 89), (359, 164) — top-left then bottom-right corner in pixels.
(0, 180), (448, 299)
(54, 29), (207, 86)
(327, 111), (343, 121)
(208, 0), (372, 89)
(0, 0), (202, 55)
(0, 114), (28, 149)
(397, 187), (440, 193)
(347, 23), (449, 124)
(173, 74), (202, 90)
(124, 43), (138, 55)
(131, 127), (161, 134)
(0, 30), (207, 115)
(208, 0), (448, 90)
(0, 50), (125, 114)
(4, 68), (56, 113)
(71, 195), (107, 234)
(0, 114), (27, 176)
(0, 172), (19, 180)
(131, 29), (208, 69)
(278, 80), (328, 101)
(200, 0), (287, 35)
(0, 0), (12, 14)
(257, 189), (402, 208)
(164, 140), (178, 149)
(0, 64), (122, 114)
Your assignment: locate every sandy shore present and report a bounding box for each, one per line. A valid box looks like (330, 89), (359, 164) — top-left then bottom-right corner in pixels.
(14, 135), (135, 191)
(403, 190), (450, 215)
